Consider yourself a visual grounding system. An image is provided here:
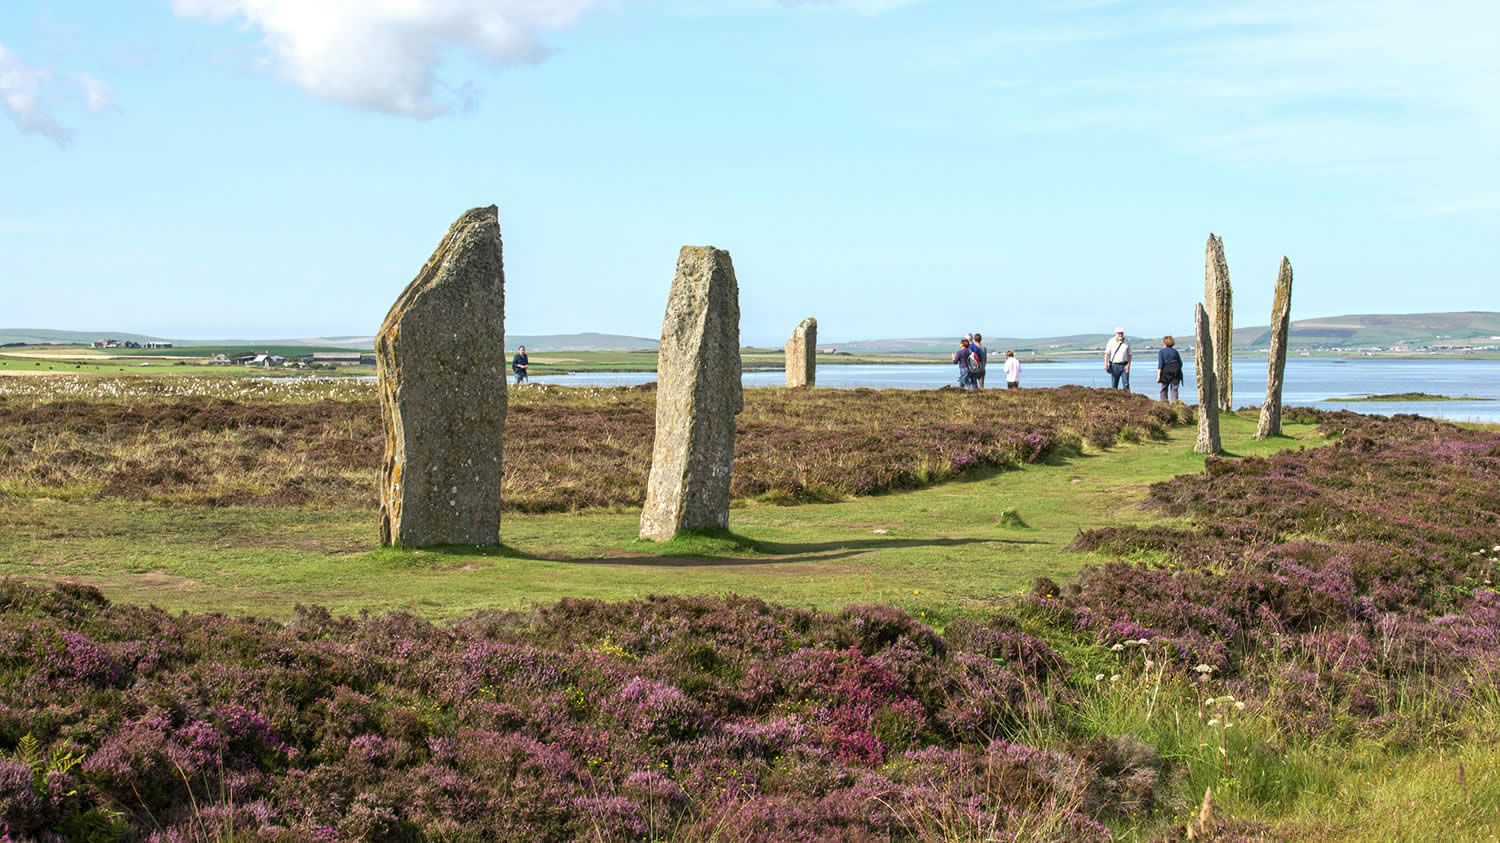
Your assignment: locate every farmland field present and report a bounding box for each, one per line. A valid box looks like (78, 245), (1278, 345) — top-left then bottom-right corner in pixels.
(0, 377), (1497, 840)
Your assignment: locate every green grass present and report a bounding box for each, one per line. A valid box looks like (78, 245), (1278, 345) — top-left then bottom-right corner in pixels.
(0, 413), (1320, 621)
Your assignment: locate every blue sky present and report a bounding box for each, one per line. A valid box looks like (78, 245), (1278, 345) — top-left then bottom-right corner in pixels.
(2, 0), (1496, 345)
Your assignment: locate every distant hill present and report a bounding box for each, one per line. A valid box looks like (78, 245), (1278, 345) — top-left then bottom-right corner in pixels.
(836, 312), (1500, 354)
(0, 329), (658, 353)
(0, 329), (170, 346)
(1235, 311), (1500, 349)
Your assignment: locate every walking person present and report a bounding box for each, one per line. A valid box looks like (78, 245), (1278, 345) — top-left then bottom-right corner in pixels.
(953, 338), (977, 389)
(1003, 350), (1021, 389)
(1156, 336), (1183, 402)
(970, 333), (987, 390)
(512, 345), (529, 384)
(1104, 328), (1132, 390)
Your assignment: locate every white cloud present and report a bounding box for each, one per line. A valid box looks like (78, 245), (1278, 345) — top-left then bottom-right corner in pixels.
(170, 0), (615, 117)
(76, 72), (115, 113)
(0, 42), (74, 146)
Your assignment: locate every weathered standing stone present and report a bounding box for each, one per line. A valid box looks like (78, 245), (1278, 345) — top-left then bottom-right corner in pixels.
(1193, 303), (1222, 455)
(377, 206), (506, 548)
(640, 246), (743, 541)
(1204, 234), (1234, 414)
(785, 317), (817, 388)
(1256, 257), (1294, 439)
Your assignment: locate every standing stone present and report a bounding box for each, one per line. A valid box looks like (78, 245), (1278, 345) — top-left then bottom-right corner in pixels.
(640, 246), (744, 541)
(785, 317), (817, 388)
(1204, 234), (1234, 414)
(1193, 303), (1222, 455)
(377, 206), (506, 548)
(1256, 257), (1294, 439)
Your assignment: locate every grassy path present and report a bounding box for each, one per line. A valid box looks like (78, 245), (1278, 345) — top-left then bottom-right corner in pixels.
(0, 413), (1321, 620)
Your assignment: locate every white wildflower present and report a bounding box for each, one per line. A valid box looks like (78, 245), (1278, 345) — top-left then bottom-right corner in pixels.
(1110, 643), (1125, 652)
(1234, 701), (1245, 710)
(1207, 718), (1220, 727)
(1094, 674), (1105, 682)
(1110, 674), (1120, 682)
(1193, 664), (1215, 674)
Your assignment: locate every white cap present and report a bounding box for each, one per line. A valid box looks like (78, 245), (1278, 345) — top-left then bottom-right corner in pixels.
(1114, 327), (1125, 334)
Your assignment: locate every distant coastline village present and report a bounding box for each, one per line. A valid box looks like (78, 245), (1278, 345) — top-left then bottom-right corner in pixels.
(89, 338), (375, 368)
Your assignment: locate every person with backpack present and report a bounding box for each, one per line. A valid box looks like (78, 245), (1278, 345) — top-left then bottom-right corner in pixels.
(512, 345), (529, 385)
(1156, 336), (1183, 402)
(953, 338), (978, 389)
(970, 333), (988, 390)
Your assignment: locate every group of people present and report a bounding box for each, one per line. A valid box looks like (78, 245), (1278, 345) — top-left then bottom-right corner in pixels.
(951, 333), (1023, 390)
(953, 329), (1185, 402)
(1102, 328), (1185, 402)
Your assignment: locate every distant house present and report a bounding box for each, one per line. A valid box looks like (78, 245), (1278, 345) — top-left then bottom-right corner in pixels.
(123, 341), (142, 349)
(311, 352), (375, 366)
(143, 341), (173, 349)
(238, 353), (286, 367)
(208, 354), (233, 366)
(92, 339), (124, 348)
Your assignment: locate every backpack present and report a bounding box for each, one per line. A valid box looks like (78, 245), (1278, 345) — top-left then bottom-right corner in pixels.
(966, 350), (982, 373)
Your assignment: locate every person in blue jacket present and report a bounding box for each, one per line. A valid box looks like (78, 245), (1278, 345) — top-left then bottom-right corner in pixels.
(1156, 336), (1183, 402)
(512, 345), (529, 385)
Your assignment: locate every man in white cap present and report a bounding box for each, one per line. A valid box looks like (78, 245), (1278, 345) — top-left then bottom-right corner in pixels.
(1104, 328), (1131, 390)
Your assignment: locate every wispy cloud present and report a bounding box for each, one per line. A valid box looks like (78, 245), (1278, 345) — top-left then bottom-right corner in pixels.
(958, 0), (1500, 216)
(76, 72), (115, 113)
(0, 42), (74, 146)
(774, 0), (923, 12)
(170, 0), (616, 118)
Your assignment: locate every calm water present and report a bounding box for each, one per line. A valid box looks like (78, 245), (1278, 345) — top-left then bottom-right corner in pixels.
(525, 357), (1500, 422)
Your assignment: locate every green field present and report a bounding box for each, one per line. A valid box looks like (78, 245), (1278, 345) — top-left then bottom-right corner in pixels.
(0, 413), (1311, 620)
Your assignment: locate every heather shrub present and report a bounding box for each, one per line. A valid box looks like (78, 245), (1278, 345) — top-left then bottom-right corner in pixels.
(1061, 410), (1500, 741)
(0, 582), (1148, 840)
(0, 383), (1177, 512)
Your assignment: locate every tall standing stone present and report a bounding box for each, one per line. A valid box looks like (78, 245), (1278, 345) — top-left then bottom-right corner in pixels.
(1204, 234), (1234, 414)
(377, 206), (506, 548)
(1256, 257), (1294, 439)
(785, 317), (817, 388)
(1193, 303), (1222, 455)
(640, 246), (744, 541)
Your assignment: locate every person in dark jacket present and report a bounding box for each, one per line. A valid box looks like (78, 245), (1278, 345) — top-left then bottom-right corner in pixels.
(1156, 336), (1183, 402)
(952, 338), (976, 389)
(512, 345), (529, 384)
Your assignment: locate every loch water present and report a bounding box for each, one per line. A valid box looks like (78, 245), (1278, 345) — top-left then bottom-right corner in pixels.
(525, 357), (1500, 423)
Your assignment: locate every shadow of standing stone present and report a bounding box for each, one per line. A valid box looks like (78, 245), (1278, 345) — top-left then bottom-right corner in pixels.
(785, 317), (817, 388)
(1204, 234), (1234, 414)
(1256, 257), (1294, 439)
(1194, 302), (1222, 455)
(377, 206), (506, 548)
(640, 246), (743, 541)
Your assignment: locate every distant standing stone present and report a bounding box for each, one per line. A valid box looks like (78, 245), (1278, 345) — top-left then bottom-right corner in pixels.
(377, 206), (507, 548)
(1256, 257), (1294, 439)
(1194, 302), (1222, 455)
(785, 317), (817, 388)
(1204, 234), (1234, 414)
(640, 246), (744, 541)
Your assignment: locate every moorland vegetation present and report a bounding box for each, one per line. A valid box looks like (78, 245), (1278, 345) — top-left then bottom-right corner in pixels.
(0, 377), (1180, 511)
(0, 377), (1497, 840)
